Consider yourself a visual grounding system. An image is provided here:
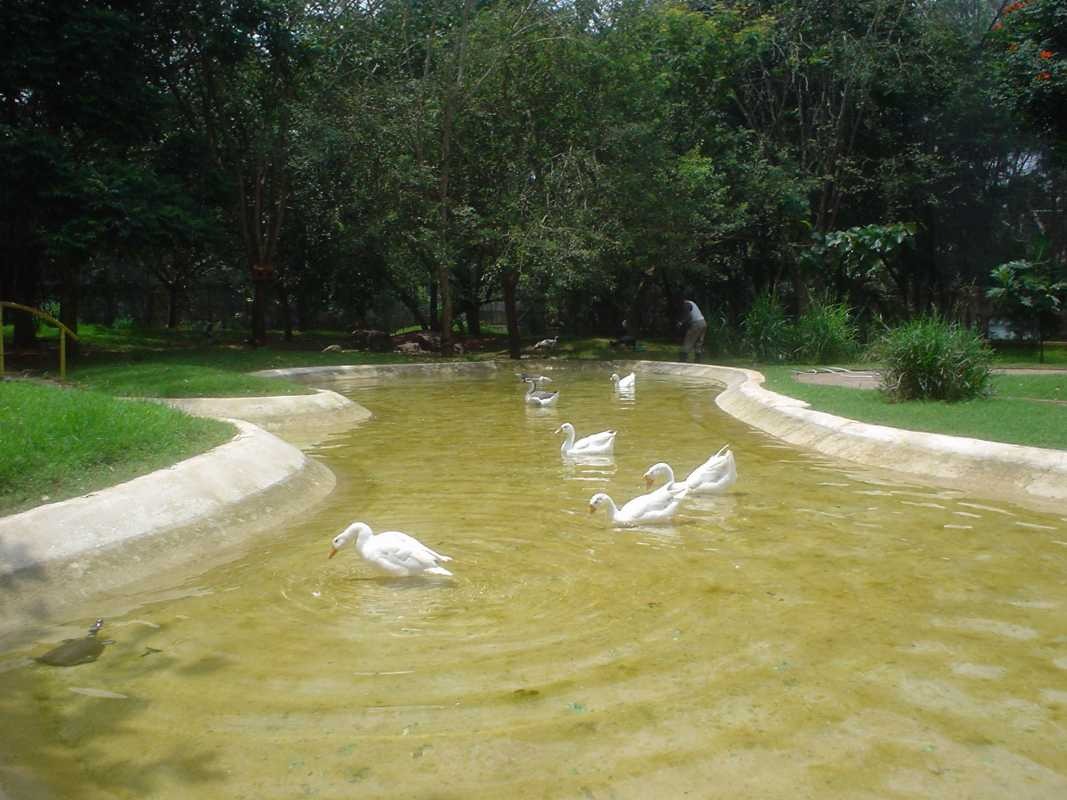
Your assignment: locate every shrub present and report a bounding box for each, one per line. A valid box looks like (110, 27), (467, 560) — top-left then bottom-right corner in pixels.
(868, 316), (993, 401)
(741, 291), (794, 362)
(794, 294), (859, 363)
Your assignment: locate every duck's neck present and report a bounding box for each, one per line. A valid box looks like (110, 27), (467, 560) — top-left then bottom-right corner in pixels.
(662, 465), (677, 486)
(353, 526), (374, 554)
(525, 382), (536, 398)
(561, 427), (576, 452)
(601, 497), (619, 521)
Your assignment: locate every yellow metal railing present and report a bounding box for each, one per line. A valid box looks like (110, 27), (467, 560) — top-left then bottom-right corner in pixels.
(0, 302), (80, 380)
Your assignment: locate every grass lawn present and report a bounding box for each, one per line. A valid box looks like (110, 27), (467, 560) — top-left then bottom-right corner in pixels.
(760, 365), (1067, 451)
(0, 381), (234, 516)
(991, 340), (1067, 367)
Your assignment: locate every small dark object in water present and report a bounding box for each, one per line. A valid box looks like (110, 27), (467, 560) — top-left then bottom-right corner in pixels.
(610, 335), (638, 350)
(36, 619), (110, 667)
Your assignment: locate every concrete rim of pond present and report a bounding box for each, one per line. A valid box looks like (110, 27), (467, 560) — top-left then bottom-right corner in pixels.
(0, 389), (372, 636)
(646, 361), (1067, 514)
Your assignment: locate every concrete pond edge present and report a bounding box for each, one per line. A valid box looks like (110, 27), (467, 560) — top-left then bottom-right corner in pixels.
(0, 388), (374, 632)
(624, 360), (1067, 514)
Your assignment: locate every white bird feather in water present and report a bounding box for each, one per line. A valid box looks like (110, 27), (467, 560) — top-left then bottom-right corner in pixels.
(329, 522), (453, 577)
(556, 422), (617, 456)
(643, 445), (737, 494)
(588, 484), (688, 527)
(610, 371), (636, 391)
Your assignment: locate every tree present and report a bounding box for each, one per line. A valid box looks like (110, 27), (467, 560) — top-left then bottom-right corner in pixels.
(1, 0), (161, 348)
(987, 259), (1066, 361)
(153, 0), (319, 345)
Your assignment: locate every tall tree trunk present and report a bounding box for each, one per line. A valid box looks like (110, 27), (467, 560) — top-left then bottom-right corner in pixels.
(466, 298), (481, 337)
(429, 279), (439, 331)
(167, 282), (180, 329)
(435, 261), (452, 352)
(277, 282), (293, 341)
(250, 265), (272, 345)
(503, 267), (521, 359)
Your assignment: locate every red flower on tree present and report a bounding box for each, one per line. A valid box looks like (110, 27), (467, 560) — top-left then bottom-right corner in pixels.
(1036, 71), (1052, 81)
(1039, 50), (1054, 60)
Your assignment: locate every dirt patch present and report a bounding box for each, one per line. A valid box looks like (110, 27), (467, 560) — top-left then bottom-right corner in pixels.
(793, 369), (882, 390)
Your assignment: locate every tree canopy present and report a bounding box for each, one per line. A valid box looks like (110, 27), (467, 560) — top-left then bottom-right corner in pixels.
(2, 0), (1064, 352)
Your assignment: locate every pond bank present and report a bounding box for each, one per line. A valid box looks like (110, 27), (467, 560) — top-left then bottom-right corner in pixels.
(0, 389), (366, 639)
(684, 362), (1067, 515)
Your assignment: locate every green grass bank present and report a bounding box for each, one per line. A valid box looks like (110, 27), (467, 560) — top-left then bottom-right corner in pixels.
(0, 381), (233, 516)
(761, 366), (1067, 452)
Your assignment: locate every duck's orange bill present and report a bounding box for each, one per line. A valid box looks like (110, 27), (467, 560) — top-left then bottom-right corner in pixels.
(328, 547), (338, 559)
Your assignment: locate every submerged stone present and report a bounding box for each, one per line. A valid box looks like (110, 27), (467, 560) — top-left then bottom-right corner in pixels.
(36, 619), (109, 667)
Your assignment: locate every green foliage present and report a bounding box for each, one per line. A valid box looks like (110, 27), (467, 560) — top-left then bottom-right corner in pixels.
(805, 223), (918, 317)
(987, 0), (1067, 158)
(741, 291), (794, 362)
(986, 260), (1067, 358)
(868, 316), (994, 402)
(793, 295), (859, 364)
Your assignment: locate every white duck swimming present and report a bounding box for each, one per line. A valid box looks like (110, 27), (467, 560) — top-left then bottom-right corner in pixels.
(556, 422), (617, 456)
(328, 522), (454, 577)
(610, 371), (636, 391)
(643, 445), (737, 495)
(588, 485), (688, 527)
(521, 375), (560, 407)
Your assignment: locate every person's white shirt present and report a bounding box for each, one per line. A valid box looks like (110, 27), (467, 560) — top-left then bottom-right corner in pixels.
(683, 300), (705, 325)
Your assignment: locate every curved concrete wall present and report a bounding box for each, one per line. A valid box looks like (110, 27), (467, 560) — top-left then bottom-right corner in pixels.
(0, 420), (332, 576)
(623, 360), (1067, 514)
(162, 388), (371, 447)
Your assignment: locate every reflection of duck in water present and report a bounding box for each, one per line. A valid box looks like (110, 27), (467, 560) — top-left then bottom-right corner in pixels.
(36, 619), (111, 667)
(588, 485), (688, 527)
(519, 374), (560, 407)
(556, 422), (616, 456)
(328, 522), (454, 577)
(643, 445), (737, 495)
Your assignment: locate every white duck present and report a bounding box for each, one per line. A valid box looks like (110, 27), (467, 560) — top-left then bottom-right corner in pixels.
(556, 422), (617, 456)
(328, 522), (454, 577)
(588, 485), (688, 527)
(643, 445), (737, 495)
(521, 375), (560, 407)
(610, 371), (636, 391)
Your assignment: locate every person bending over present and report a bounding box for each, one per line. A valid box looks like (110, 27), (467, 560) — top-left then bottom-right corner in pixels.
(678, 299), (706, 362)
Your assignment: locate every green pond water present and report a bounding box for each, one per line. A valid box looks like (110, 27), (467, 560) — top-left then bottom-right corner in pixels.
(2, 368), (1067, 799)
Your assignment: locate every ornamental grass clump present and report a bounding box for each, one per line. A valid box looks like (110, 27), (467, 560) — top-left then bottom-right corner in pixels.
(741, 291), (794, 362)
(794, 294), (859, 364)
(869, 316), (993, 401)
